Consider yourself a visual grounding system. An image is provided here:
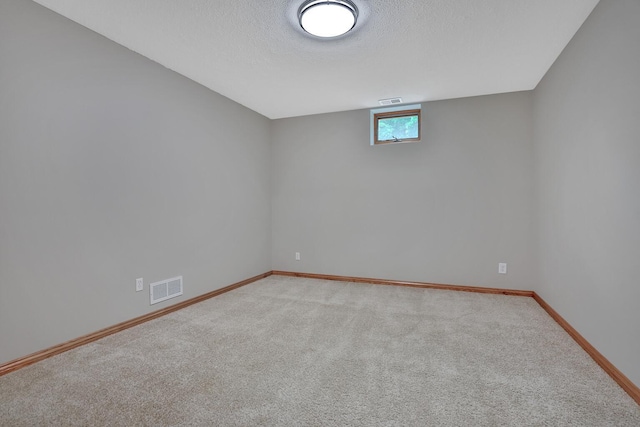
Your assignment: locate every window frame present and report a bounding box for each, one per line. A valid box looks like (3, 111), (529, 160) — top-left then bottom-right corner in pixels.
(370, 104), (422, 146)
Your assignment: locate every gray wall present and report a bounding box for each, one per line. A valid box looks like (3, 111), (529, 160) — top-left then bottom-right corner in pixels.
(272, 93), (535, 290)
(3, 0), (638, 391)
(533, 0), (640, 386)
(0, 0), (271, 364)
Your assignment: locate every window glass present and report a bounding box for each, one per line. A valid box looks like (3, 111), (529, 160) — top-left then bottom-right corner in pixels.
(370, 105), (421, 145)
(377, 114), (419, 141)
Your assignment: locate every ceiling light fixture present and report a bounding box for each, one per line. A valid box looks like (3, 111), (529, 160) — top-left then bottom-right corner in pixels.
(298, 0), (359, 38)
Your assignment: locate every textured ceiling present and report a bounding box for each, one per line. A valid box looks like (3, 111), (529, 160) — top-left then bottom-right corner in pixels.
(32, 0), (600, 119)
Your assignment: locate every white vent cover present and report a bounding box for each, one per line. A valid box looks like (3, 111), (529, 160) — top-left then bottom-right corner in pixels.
(150, 276), (183, 305)
(379, 97), (403, 106)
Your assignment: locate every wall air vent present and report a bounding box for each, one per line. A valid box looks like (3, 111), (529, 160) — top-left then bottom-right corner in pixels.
(150, 276), (183, 305)
(379, 97), (403, 106)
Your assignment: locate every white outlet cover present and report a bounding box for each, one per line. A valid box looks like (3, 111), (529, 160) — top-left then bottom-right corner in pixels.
(136, 278), (144, 292)
(498, 263), (507, 274)
(295, 252), (301, 261)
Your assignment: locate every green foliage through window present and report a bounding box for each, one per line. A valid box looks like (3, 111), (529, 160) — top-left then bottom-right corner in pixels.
(377, 115), (419, 141)
(372, 107), (421, 144)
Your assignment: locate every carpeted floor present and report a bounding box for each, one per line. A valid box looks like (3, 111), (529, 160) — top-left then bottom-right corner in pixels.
(1, 275), (639, 426)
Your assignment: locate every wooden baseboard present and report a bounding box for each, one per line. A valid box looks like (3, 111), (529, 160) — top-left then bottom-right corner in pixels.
(532, 292), (640, 405)
(274, 271), (638, 405)
(0, 271), (272, 377)
(3, 269), (638, 407)
(272, 270), (534, 297)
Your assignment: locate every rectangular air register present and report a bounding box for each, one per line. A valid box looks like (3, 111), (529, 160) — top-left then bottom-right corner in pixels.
(379, 97), (403, 106)
(149, 276), (183, 305)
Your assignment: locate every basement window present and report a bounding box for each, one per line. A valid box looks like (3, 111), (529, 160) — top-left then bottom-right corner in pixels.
(370, 104), (421, 145)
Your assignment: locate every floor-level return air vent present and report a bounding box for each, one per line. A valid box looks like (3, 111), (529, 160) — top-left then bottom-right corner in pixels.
(150, 276), (183, 305)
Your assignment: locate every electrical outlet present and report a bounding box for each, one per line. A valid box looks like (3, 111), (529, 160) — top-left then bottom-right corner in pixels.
(295, 252), (301, 261)
(136, 278), (144, 292)
(498, 263), (507, 274)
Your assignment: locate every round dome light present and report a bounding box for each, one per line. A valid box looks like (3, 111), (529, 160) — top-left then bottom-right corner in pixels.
(298, 0), (358, 38)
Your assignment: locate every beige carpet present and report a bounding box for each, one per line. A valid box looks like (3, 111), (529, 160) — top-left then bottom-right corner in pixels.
(1, 275), (639, 426)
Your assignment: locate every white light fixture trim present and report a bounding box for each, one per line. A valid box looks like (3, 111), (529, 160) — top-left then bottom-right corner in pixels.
(298, 0), (358, 38)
